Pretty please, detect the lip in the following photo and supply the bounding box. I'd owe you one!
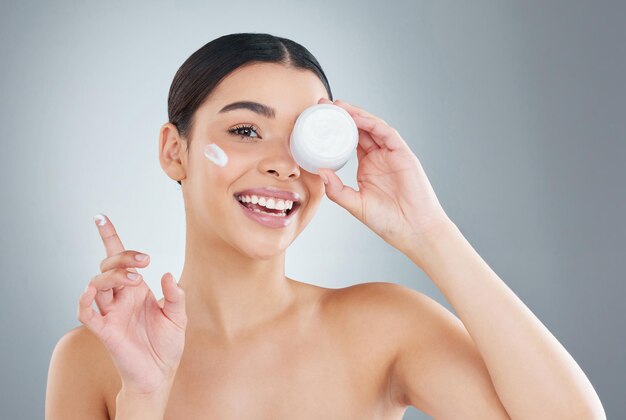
[233,186,302,203]
[234,196,301,228]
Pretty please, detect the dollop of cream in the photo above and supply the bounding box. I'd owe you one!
[204,143,228,167]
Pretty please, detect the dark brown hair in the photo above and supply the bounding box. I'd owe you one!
[167,33,334,186]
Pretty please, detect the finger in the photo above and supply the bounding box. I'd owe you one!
[100,250,150,273]
[90,268,144,292]
[160,273,187,331]
[318,98,380,153]
[356,143,366,162]
[352,114,405,151]
[93,214,138,300]
[356,127,379,154]
[93,262,146,316]
[333,99,396,150]
[317,168,362,220]
[94,214,128,260]
[77,285,105,336]
[333,99,388,125]
[94,288,115,316]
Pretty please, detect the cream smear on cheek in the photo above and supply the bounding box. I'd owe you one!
[203,143,228,167]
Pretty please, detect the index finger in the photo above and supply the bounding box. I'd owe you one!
[94,213,126,258]
[333,99,388,125]
[318,97,380,153]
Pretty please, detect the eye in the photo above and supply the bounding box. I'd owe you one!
[228,124,261,141]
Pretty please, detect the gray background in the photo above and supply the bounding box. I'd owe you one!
[1,0,624,418]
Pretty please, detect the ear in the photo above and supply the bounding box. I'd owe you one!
[159,123,187,183]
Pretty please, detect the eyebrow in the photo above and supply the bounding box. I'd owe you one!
[218,101,276,119]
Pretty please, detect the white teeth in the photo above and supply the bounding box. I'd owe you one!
[252,208,287,217]
[236,194,295,211]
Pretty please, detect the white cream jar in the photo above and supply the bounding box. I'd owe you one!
[290,103,358,175]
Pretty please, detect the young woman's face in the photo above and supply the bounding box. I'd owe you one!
[179,62,330,259]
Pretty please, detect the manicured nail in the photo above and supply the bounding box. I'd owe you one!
[127,272,140,280]
[319,170,329,185]
[135,253,148,261]
[94,214,106,226]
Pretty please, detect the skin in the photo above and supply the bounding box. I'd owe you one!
[47,61,604,419]
[163,62,331,342]
[89,62,408,418]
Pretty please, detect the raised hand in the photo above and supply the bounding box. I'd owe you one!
[77,214,187,395]
[316,98,453,253]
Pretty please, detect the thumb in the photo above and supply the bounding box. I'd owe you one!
[160,272,187,331]
[318,169,362,219]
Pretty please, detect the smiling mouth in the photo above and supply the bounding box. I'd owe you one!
[234,196,302,217]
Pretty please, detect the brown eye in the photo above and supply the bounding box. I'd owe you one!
[228,124,260,141]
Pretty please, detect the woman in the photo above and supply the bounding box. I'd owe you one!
[46,33,604,419]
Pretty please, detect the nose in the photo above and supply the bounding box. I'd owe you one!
[259,138,301,180]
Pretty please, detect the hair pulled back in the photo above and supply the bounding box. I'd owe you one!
[168,33,334,186]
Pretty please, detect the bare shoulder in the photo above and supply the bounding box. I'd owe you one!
[320,280,431,327]
[284,279,420,340]
[319,282,434,406]
[46,325,120,420]
[331,283,511,418]
[320,281,443,349]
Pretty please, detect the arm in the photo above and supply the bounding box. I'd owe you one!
[374,282,511,418]
[399,221,606,419]
[115,384,174,420]
[312,97,605,418]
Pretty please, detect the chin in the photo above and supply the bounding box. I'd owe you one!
[236,237,292,260]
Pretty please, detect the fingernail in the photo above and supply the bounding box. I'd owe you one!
[135,253,149,261]
[127,271,140,280]
[94,214,106,226]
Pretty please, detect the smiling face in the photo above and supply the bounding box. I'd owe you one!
[160,62,330,259]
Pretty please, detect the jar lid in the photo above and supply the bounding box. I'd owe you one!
[290,103,358,173]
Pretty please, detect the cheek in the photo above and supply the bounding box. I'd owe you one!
[192,143,252,197]
[299,178,325,213]
[204,143,228,167]
[200,137,255,169]
[308,175,326,197]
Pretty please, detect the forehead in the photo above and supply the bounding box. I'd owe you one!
[201,62,329,119]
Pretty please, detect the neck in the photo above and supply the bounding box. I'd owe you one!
[177,222,296,341]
